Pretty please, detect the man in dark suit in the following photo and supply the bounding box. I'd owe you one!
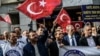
[23,24,49,56]
[63,25,80,46]
[48,30,64,56]
[79,25,99,46]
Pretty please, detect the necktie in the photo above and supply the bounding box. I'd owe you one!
[72,37,75,46]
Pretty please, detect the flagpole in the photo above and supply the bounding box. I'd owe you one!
[43,18,45,26]
[28,20,33,31]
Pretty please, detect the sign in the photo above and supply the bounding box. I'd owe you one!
[59,46,100,56]
[63,0,93,7]
[1,0,17,4]
[82,5,100,22]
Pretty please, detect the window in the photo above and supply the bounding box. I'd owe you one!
[9,13,19,25]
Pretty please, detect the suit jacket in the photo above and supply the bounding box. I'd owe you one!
[79,36,98,46]
[0,47,3,56]
[63,34,80,46]
[48,41,59,56]
[23,29,49,56]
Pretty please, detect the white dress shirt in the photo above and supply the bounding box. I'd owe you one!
[68,35,77,46]
[34,44,40,56]
[87,36,96,47]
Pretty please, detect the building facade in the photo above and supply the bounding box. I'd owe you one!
[0,0,100,33]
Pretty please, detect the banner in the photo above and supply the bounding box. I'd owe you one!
[59,46,100,56]
[82,5,100,22]
[63,0,93,7]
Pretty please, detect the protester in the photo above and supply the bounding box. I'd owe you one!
[2,31,24,56]
[63,25,80,46]
[22,30,29,43]
[3,31,9,42]
[79,25,99,46]
[23,24,49,56]
[0,34,5,45]
[48,30,64,56]
[14,27,27,45]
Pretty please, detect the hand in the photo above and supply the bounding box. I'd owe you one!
[37,28,44,35]
[39,24,45,28]
[47,38,53,44]
[59,43,64,48]
[96,46,100,49]
[53,20,57,26]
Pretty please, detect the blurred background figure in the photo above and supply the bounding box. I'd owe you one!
[22,30,29,43]
[92,26,97,37]
[22,30,29,38]
[97,25,100,34]
[3,31,9,41]
[0,34,5,45]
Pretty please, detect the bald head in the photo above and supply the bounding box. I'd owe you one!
[66,25,75,35]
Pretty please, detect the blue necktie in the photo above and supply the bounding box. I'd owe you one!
[72,37,75,46]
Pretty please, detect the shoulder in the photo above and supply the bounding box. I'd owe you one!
[23,42,32,49]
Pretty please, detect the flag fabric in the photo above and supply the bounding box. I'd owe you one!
[71,21,84,30]
[3,14,12,24]
[55,8,71,32]
[17,0,61,20]
[0,16,5,21]
[0,14,12,24]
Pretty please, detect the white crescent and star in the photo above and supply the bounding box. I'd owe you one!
[75,23,80,28]
[27,0,46,15]
[60,13,70,23]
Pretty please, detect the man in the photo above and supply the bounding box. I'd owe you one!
[79,25,99,46]
[14,27,27,45]
[23,25,48,56]
[48,30,64,56]
[3,31,9,41]
[63,25,80,46]
[2,31,24,56]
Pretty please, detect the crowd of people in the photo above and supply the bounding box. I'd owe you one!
[0,22,100,56]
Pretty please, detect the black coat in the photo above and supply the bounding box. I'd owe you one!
[79,36,99,46]
[23,29,49,56]
[0,47,3,56]
[62,34,80,46]
[48,41,59,56]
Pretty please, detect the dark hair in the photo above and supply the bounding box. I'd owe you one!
[11,31,16,33]
[14,27,21,31]
[0,34,3,36]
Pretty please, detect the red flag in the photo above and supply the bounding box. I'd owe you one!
[17,0,61,20]
[56,8,71,32]
[71,21,84,30]
[0,14,12,24]
[0,16,5,21]
[4,14,12,24]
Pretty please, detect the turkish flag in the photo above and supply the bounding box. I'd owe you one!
[4,14,12,24]
[71,21,84,30]
[56,8,71,32]
[0,16,5,21]
[0,14,12,24]
[17,0,61,20]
